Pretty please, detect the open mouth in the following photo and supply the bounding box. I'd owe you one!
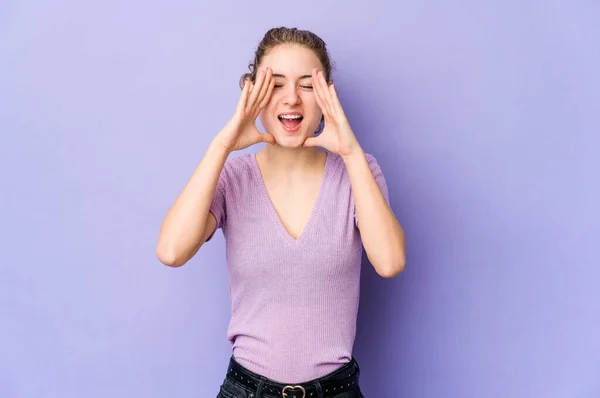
[278,113,304,132]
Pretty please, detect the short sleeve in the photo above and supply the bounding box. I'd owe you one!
[354,153,391,226]
[205,168,227,241]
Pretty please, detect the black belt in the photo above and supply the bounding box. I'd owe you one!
[226,356,361,398]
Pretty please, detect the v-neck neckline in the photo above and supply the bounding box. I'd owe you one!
[251,151,331,245]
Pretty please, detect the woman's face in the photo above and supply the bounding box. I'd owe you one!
[258,44,324,148]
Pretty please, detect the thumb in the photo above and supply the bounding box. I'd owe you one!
[303,136,321,147]
[258,132,276,145]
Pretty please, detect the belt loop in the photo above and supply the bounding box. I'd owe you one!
[254,376,266,398]
[313,381,324,398]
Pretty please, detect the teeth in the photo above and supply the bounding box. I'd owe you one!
[280,115,302,119]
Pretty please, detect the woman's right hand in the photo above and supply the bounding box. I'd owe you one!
[216,67,275,152]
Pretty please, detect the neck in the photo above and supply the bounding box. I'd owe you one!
[257,144,326,173]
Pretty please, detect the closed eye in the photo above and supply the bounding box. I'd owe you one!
[273,84,313,90]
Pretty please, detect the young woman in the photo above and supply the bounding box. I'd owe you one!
[157,27,406,398]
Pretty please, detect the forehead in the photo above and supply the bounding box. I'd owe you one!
[260,44,324,77]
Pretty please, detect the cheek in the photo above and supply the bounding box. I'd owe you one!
[259,102,277,124]
[301,93,321,118]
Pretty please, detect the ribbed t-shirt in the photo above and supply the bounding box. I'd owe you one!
[208,151,389,383]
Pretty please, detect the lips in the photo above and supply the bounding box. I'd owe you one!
[278,112,304,133]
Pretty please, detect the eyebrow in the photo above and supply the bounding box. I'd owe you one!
[272,73,312,80]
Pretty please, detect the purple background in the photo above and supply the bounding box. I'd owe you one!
[1,1,599,397]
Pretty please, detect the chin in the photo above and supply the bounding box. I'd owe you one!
[275,129,321,149]
[272,132,309,148]
[265,125,316,149]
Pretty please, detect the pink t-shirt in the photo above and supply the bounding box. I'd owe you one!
[208,151,389,383]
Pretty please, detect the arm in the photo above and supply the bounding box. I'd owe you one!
[303,68,405,277]
[156,139,229,267]
[156,68,276,267]
[343,150,406,277]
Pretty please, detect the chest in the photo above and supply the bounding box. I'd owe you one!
[221,157,361,280]
[264,179,321,240]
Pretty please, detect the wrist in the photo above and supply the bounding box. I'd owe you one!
[340,144,365,163]
[209,135,234,157]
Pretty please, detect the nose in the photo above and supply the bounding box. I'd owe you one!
[282,85,301,106]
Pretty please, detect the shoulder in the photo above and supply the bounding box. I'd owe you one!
[219,153,255,183]
[364,152,382,169]
[223,153,254,171]
[327,151,384,175]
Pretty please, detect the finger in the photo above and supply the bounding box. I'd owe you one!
[312,70,329,118]
[328,83,343,114]
[318,70,334,106]
[312,69,326,102]
[255,67,273,111]
[316,70,335,117]
[236,79,251,115]
[257,72,275,112]
[303,136,321,148]
[312,68,325,103]
[246,69,266,111]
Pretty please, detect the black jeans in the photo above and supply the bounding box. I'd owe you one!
[216,356,364,398]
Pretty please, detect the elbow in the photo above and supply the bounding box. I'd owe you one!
[373,252,406,278]
[156,243,187,268]
[376,262,405,278]
[368,225,406,278]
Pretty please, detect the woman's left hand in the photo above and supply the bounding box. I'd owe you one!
[303,69,361,157]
